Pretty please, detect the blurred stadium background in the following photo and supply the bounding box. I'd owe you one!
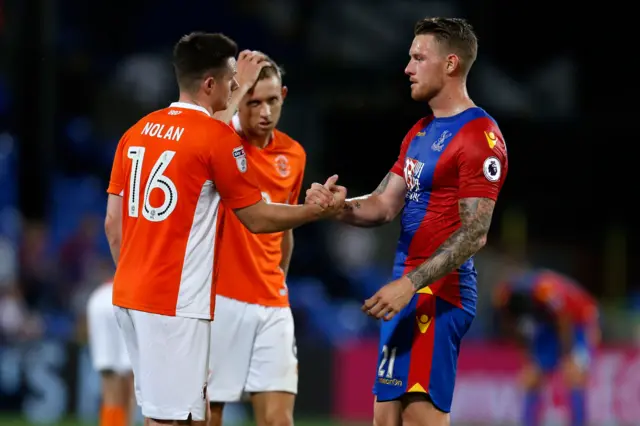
[0,0,637,425]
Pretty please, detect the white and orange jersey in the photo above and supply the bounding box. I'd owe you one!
[214,116,306,307]
[107,102,263,320]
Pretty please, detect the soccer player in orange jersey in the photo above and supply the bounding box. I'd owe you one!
[104,33,345,426]
[87,279,135,426]
[207,58,302,426]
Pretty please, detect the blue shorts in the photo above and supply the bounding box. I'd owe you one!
[532,323,593,372]
[372,292,474,413]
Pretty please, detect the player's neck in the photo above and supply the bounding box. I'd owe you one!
[176,95,215,117]
[245,133,273,149]
[429,83,475,118]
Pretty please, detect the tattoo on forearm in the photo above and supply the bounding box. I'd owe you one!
[373,173,392,194]
[343,200,362,211]
[342,174,391,212]
[406,197,495,291]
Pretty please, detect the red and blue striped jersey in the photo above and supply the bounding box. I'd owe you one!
[390,107,508,315]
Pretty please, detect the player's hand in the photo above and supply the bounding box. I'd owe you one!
[305,183,335,209]
[324,175,347,216]
[362,276,415,321]
[235,50,269,91]
[305,175,347,217]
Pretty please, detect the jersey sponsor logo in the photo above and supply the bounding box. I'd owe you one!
[274,154,291,178]
[431,130,452,152]
[404,158,424,201]
[233,146,248,173]
[484,130,498,149]
[482,156,501,182]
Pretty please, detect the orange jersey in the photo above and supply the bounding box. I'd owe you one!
[214,116,306,307]
[107,102,262,320]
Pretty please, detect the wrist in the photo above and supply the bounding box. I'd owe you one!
[404,275,419,294]
[236,82,254,95]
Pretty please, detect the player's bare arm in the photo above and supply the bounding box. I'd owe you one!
[213,50,269,124]
[406,197,494,291]
[363,197,495,320]
[104,194,123,265]
[234,176,346,234]
[305,172,406,227]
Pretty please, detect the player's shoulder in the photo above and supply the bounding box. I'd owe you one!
[453,108,507,155]
[457,108,504,139]
[274,129,306,161]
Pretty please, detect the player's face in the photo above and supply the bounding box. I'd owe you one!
[405,34,447,102]
[238,76,287,138]
[208,57,239,112]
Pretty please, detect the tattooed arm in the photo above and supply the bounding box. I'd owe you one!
[337,173,407,228]
[405,197,495,291]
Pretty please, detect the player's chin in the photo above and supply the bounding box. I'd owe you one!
[253,125,274,136]
[410,87,430,102]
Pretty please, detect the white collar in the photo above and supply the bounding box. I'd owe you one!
[231,113,244,135]
[169,102,211,117]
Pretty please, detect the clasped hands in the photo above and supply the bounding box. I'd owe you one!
[304,174,347,218]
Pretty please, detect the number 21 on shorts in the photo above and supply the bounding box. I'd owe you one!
[127,146,178,222]
[378,345,397,379]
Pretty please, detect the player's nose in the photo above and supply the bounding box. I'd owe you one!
[259,104,271,118]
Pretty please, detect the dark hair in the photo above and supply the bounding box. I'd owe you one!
[173,32,238,91]
[414,17,478,74]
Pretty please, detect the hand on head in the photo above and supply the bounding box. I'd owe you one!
[235,50,270,90]
[304,174,347,217]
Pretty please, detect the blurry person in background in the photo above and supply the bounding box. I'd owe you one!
[87,277,134,426]
[208,55,305,426]
[494,269,600,426]
[0,236,42,342]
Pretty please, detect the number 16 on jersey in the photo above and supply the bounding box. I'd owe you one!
[127,146,178,222]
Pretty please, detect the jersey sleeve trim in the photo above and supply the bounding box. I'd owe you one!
[222,191,263,210]
[458,188,499,201]
[106,185,124,196]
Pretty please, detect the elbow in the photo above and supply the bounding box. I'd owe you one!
[478,233,488,249]
[376,195,400,225]
[243,217,271,234]
[474,232,488,253]
[104,216,120,247]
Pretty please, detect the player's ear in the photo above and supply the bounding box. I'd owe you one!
[202,76,215,95]
[281,86,288,101]
[445,54,459,75]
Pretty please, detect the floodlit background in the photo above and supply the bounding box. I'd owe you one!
[0,0,637,425]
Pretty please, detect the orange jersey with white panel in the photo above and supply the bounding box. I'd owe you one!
[214,115,306,307]
[107,102,263,320]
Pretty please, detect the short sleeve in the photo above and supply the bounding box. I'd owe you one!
[209,132,263,210]
[390,118,429,177]
[457,120,508,200]
[107,134,127,196]
[289,152,306,205]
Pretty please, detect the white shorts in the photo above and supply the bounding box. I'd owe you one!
[87,284,131,374]
[208,295,298,402]
[114,307,210,421]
